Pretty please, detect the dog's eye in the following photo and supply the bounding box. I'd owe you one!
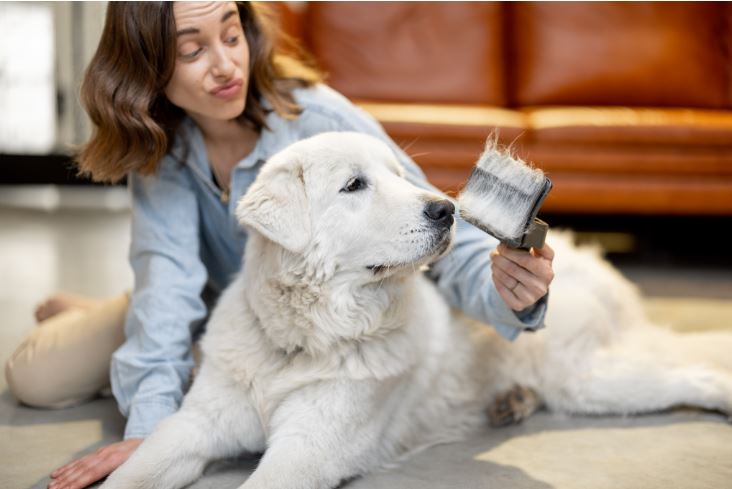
[340,177,367,193]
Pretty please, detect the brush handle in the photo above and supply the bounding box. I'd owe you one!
[515,218,549,251]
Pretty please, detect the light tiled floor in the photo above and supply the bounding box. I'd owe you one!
[1,186,731,489]
[0,188,133,387]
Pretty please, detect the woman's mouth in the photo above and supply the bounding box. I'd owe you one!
[210,79,243,99]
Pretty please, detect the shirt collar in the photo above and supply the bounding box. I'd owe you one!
[171,115,273,173]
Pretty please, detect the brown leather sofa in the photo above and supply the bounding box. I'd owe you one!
[278,1,732,215]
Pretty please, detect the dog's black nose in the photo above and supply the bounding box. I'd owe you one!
[424,199,455,228]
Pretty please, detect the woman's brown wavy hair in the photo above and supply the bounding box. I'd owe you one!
[77,1,322,183]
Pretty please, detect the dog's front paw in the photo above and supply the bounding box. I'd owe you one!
[487,385,542,428]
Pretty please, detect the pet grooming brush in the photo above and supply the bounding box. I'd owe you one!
[457,140,552,250]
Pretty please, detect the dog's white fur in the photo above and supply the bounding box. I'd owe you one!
[102,132,732,489]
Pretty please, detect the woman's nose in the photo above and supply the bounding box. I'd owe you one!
[210,44,236,79]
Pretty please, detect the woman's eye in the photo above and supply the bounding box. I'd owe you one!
[341,177,366,193]
[225,35,239,45]
[180,47,203,60]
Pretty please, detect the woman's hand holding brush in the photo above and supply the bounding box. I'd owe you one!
[456,137,556,312]
[490,242,555,311]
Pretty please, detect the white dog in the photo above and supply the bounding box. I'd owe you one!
[102,132,732,489]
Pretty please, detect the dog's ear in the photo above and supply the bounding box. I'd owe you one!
[236,159,310,253]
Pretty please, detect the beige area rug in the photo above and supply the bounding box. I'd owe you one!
[1,297,731,489]
[644,297,732,333]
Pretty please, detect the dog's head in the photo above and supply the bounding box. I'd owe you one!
[236,132,455,281]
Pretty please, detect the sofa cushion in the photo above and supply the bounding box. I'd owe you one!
[527,107,732,147]
[357,102,732,213]
[306,2,507,105]
[538,173,732,214]
[510,2,731,108]
[357,102,527,139]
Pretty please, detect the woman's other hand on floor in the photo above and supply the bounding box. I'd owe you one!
[48,438,143,489]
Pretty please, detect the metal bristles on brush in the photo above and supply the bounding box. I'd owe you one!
[457,139,552,250]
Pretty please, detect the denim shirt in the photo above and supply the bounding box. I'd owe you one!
[111,84,548,440]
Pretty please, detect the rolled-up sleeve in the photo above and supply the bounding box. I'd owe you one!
[302,87,547,340]
[111,160,209,439]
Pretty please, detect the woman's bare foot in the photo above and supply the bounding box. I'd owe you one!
[35,292,103,323]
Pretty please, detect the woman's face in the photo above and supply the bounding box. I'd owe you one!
[165,2,250,122]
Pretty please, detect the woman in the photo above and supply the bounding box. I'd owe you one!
[5,3,554,488]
